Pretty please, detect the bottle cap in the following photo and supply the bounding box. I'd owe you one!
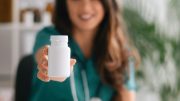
[50,35,68,42]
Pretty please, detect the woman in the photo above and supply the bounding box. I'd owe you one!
[31,0,140,101]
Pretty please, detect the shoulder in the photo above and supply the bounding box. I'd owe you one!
[37,26,60,36]
[33,26,61,54]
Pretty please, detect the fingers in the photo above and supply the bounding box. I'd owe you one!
[70,59,76,72]
[38,45,49,69]
[37,71,50,82]
[39,45,49,63]
[38,55,48,69]
[37,45,50,82]
[50,77,67,82]
[70,59,76,66]
[42,45,49,56]
[37,58,49,82]
[35,45,49,63]
[37,63,48,74]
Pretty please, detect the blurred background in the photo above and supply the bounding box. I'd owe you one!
[0,0,179,101]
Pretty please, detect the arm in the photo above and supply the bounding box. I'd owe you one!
[120,54,137,101]
[120,86,136,101]
[33,27,76,82]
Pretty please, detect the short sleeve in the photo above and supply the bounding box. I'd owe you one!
[124,58,137,91]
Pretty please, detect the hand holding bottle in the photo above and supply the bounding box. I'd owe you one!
[36,45,76,82]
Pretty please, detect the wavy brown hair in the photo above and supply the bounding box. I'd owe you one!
[52,0,140,100]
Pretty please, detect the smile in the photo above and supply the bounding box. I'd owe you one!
[79,14,95,21]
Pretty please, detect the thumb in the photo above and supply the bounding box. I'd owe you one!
[70,59,76,72]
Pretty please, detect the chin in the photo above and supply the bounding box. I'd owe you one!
[78,24,98,31]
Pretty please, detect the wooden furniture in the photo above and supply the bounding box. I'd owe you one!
[0,0,12,23]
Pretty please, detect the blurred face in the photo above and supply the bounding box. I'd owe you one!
[66,0,105,32]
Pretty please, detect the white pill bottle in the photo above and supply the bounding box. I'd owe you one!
[48,35,71,78]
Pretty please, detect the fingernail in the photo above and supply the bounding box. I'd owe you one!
[42,60,46,65]
[45,78,50,82]
[41,69,47,75]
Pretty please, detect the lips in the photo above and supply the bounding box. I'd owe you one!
[78,14,95,21]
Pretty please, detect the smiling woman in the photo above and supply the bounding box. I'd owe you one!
[31,0,140,101]
[66,0,105,32]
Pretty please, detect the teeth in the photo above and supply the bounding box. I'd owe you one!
[80,14,92,20]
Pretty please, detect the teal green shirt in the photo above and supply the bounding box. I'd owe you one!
[30,26,136,101]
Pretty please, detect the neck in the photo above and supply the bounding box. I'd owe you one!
[72,28,97,58]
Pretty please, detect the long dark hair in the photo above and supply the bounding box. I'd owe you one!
[52,0,140,100]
